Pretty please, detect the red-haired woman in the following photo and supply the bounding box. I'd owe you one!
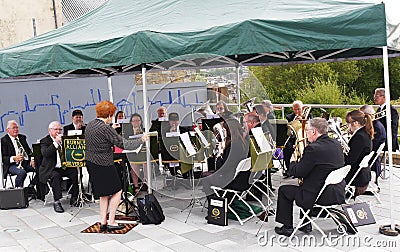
[85,101,148,232]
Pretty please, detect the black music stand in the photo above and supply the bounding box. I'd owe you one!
[61,135,92,222]
[180,130,210,223]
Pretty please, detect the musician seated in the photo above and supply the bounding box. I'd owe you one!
[344,110,373,197]
[161,112,188,178]
[215,101,234,120]
[1,120,37,188]
[39,121,79,213]
[149,106,168,137]
[63,109,86,135]
[283,100,312,178]
[202,118,250,198]
[275,118,346,237]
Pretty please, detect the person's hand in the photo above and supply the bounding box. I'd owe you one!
[55,133,62,144]
[112,123,121,129]
[14,154,24,162]
[30,159,35,169]
[141,133,150,142]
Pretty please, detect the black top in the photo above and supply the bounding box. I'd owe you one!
[1,134,32,177]
[289,134,345,209]
[345,127,372,187]
[376,105,399,151]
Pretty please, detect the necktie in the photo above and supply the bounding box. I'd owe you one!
[15,138,28,159]
[57,145,66,170]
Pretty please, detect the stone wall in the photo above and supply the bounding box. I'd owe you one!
[0,0,62,49]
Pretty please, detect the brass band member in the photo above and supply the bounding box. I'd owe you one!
[374,88,399,151]
[85,101,148,232]
[360,105,386,185]
[275,118,345,236]
[63,109,86,135]
[283,100,311,177]
[129,113,146,195]
[344,110,373,197]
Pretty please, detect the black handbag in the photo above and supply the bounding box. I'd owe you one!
[137,194,165,225]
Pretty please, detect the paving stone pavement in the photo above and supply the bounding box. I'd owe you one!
[1,164,400,251]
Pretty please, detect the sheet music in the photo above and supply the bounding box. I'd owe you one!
[67,130,82,136]
[251,127,271,153]
[179,132,197,156]
[122,144,143,154]
[166,131,180,137]
[207,114,220,119]
[194,126,210,147]
[117,118,130,124]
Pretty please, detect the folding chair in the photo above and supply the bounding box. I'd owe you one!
[289,165,352,242]
[362,143,385,204]
[44,176,73,205]
[345,151,375,203]
[211,157,255,225]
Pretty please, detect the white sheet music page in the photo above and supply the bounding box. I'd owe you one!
[194,126,210,147]
[122,143,143,154]
[251,127,271,153]
[179,132,197,156]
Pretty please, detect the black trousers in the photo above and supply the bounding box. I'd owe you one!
[275,185,313,227]
[49,168,78,201]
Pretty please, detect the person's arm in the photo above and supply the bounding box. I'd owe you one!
[104,124,146,150]
[288,144,316,178]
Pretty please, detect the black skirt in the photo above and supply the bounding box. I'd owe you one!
[86,160,122,197]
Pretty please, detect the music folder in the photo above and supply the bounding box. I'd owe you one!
[207,196,228,226]
[342,202,376,227]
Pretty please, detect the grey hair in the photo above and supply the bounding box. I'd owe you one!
[48,121,61,129]
[293,100,303,107]
[359,104,375,115]
[308,117,328,135]
[262,100,273,109]
[375,88,385,96]
[7,120,18,129]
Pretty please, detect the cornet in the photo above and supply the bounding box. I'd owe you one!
[17,147,25,168]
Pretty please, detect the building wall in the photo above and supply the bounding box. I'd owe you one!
[0,0,62,49]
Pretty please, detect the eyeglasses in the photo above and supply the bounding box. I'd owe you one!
[216,107,224,111]
[51,128,62,131]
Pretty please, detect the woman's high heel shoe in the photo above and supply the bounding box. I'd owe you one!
[107,224,124,232]
[99,223,107,232]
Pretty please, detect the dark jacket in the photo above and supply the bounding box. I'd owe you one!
[345,127,372,187]
[377,105,399,151]
[289,134,345,209]
[38,135,59,184]
[1,134,32,177]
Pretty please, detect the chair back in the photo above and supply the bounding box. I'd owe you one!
[369,142,385,167]
[234,157,251,177]
[315,165,351,202]
[346,151,374,187]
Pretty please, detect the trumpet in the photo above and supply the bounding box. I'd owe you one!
[374,109,387,121]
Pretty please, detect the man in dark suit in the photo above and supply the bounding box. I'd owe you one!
[275,118,345,236]
[63,109,86,136]
[39,121,78,213]
[374,88,399,151]
[1,120,36,188]
[149,106,168,137]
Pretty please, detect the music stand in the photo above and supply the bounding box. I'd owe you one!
[180,131,211,223]
[61,135,91,222]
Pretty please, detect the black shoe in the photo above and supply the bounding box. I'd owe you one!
[53,202,64,213]
[299,223,312,233]
[70,197,79,207]
[107,224,124,232]
[99,224,107,232]
[274,225,294,237]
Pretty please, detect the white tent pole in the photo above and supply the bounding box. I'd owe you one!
[107,76,114,103]
[0,143,4,189]
[236,64,241,111]
[382,46,394,230]
[142,66,152,194]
